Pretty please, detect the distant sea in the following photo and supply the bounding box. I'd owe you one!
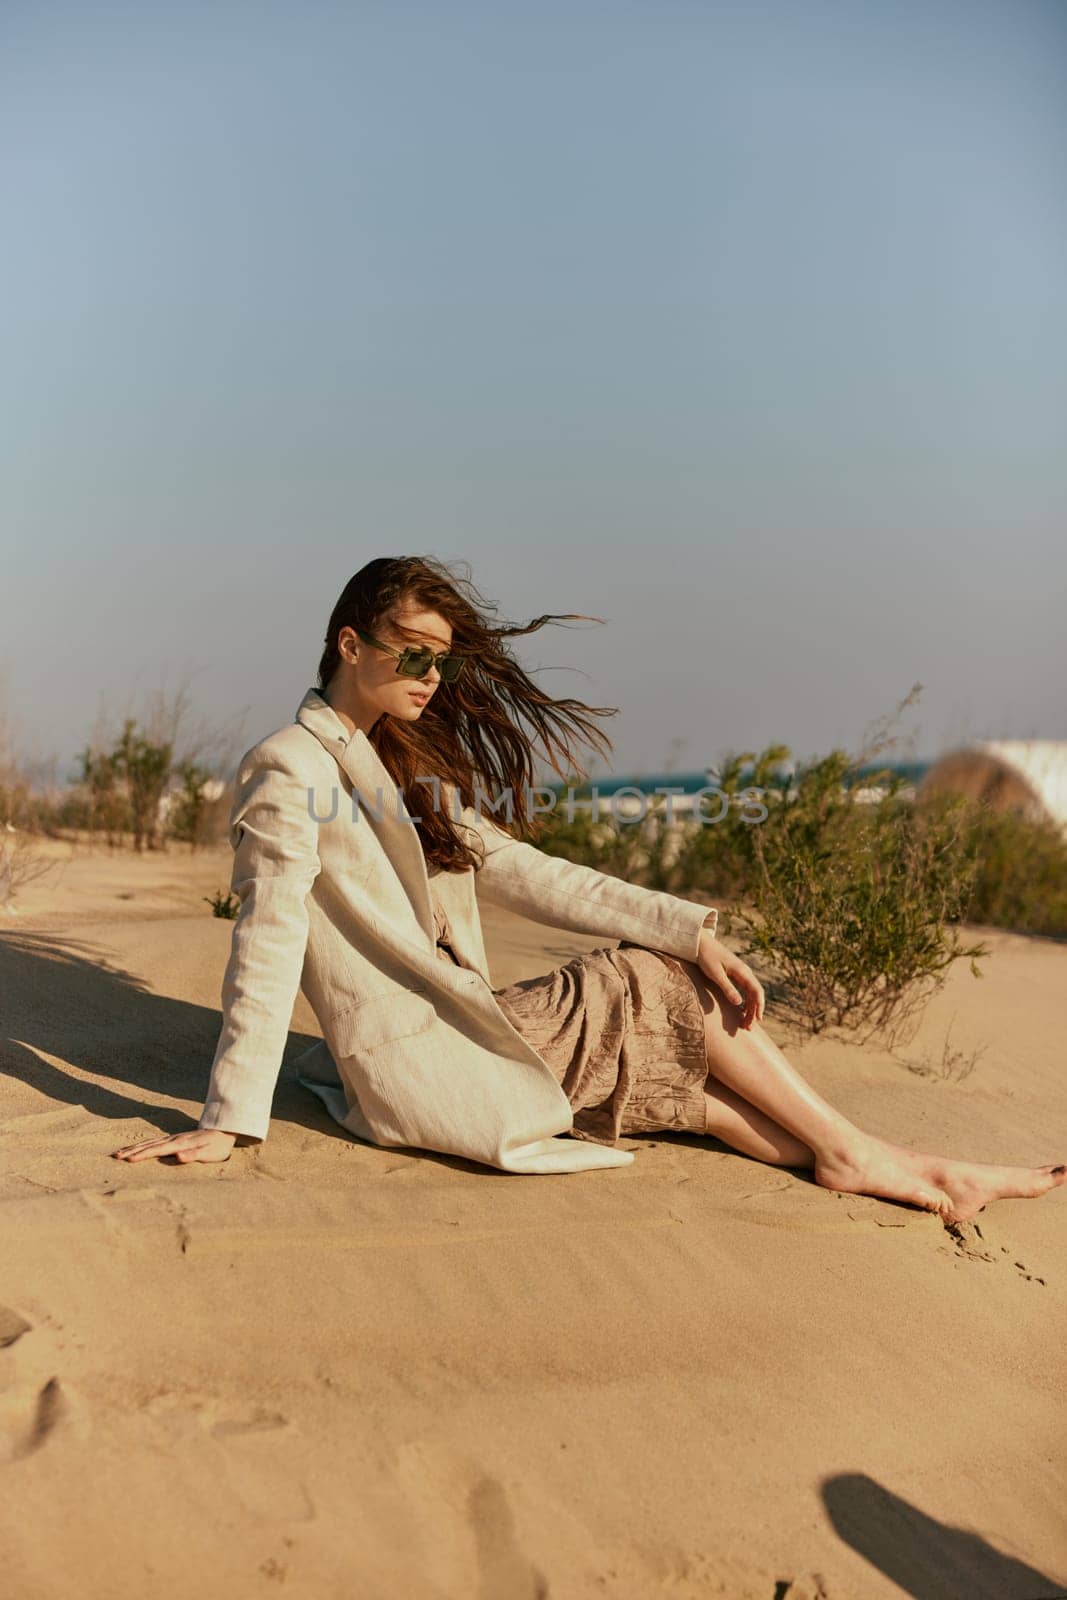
[541,760,932,798]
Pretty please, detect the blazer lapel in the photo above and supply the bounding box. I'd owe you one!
[294,685,435,946]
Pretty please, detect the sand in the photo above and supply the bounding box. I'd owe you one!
[0,838,1064,1599]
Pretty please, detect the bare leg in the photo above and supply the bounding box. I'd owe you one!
[684,962,1067,1224]
[703,1079,814,1168]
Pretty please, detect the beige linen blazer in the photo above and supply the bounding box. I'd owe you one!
[197,686,718,1175]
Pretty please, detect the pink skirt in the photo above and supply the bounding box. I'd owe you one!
[488,940,711,1148]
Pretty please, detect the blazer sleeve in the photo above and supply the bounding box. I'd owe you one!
[457,800,718,962]
[197,744,322,1143]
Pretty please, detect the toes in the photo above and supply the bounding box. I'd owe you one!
[913,1185,951,1216]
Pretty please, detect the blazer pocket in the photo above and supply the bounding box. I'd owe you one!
[328,989,437,1058]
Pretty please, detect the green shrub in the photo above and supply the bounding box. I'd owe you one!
[530,693,1027,1044]
[735,779,988,1045]
[168,759,213,848]
[112,719,172,851]
[204,889,239,919]
[953,803,1067,938]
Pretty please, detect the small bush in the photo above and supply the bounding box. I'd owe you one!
[168,760,213,849]
[529,688,1037,1045]
[204,889,239,919]
[954,804,1067,938]
[735,779,988,1046]
[0,823,58,914]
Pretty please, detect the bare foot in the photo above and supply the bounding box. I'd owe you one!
[816,1137,1067,1224]
[894,1146,1067,1224]
[814,1137,955,1218]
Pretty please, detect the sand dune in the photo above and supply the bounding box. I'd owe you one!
[1,843,1064,1598]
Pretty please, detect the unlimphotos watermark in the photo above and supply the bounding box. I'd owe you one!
[305,780,769,827]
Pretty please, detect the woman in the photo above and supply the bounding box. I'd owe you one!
[115,557,1065,1222]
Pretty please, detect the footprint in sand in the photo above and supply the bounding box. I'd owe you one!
[0,1375,72,1461]
[0,1308,71,1462]
[210,1410,290,1438]
[776,1574,831,1600]
[714,1183,939,1236]
[0,1305,33,1348]
[943,1220,999,1264]
[942,1221,1047,1283]
[84,1188,194,1256]
[137,1391,310,1520]
[388,1438,549,1598]
[140,1389,291,1437]
[468,1472,550,1600]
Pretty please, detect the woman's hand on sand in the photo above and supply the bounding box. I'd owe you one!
[697,935,765,1029]
[112,1128,238,1163]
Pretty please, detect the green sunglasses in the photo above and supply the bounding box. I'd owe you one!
[355,628,469,683]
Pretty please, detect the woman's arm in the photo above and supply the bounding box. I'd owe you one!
[458,799,766,1026]
[457,799,718,960]
[196,745,323,1142]
[114,742,322,1162]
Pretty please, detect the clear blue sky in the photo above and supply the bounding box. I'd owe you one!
[2,0,1065,784]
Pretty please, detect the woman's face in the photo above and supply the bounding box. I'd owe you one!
[338,601,454,726]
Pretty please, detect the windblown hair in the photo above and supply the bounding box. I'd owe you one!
[315,556,618,872]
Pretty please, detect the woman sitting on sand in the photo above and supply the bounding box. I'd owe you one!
[114,556,1065,1224]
